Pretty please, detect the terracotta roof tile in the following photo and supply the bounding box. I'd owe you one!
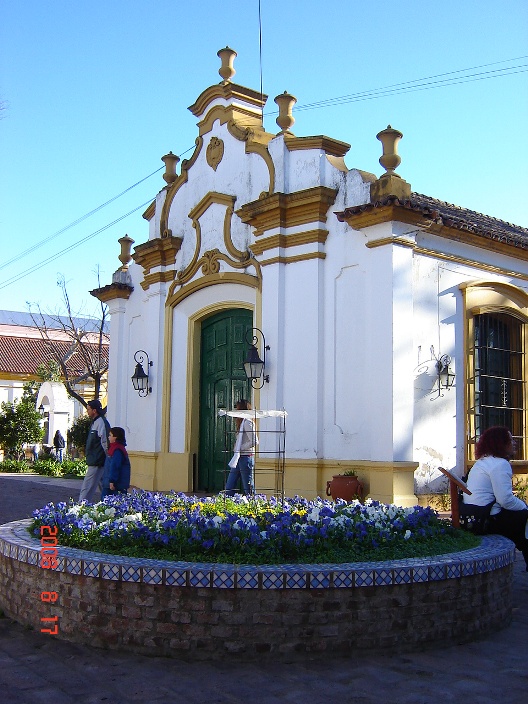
[0,336,108,377]
[336,193,528,248]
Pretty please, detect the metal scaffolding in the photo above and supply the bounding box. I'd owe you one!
[218,409,287,502]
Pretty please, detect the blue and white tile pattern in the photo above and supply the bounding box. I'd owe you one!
[0,519,517,591]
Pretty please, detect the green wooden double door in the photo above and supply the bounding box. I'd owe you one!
[199,309,252,492]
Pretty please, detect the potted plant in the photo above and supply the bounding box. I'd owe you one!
[326,469,364,502]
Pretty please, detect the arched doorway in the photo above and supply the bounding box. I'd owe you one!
[198,309,252,492]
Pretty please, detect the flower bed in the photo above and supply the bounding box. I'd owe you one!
[0,518,516,660]
[30,492,479,565]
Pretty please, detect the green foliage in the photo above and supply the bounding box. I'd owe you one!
[0,455,86,477]
[60,457,87,477]
[22,381,39,406]
[0,458,33,473]
[33,458,64,477]
[67,414,91,452]
[0,400,43,455]
[513,476,528,503]
[428,492,451,512]
[36,360,61,382]
[341,469,358,477]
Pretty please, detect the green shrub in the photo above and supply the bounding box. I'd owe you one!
[0,458,32,473]
[0,400,43,456]
[60,458,87,477]
[67,415,91,455]
[513,476,528,503]
[33,458,63,477]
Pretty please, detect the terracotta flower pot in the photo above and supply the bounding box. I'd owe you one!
[326,474,364,502]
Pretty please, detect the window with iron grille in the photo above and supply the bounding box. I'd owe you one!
[473,313,524,456]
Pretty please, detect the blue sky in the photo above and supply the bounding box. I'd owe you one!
[1,0,527,315]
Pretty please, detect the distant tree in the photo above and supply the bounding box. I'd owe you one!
[29,274,109,408]
[36,360,62,382]
[22,381,39,406]
[67,414,91,455]
[0,400,43,457]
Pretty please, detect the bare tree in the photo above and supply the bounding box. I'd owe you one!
[28,275,109,408]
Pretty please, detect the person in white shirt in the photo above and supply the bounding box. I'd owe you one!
[225,399,258,496]
[464,426,528,569]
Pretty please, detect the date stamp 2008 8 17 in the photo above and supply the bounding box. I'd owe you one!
[39,525,59,635]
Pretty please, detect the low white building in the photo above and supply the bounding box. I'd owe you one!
[93,48,528,504]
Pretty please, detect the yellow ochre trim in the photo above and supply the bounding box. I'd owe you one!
[343,205,528,266]
[237,187,338,238]
[142,201,155,222]
[188,82,267,118]
[133,235,183,275]
[283,134,350,157]
[166,272,260,309]
[250,229,328,256]
[159,137,204,239]
[259,252,326,266]
[367,238,528,282]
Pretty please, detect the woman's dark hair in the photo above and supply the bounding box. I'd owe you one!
[475,426,512,460]
[110,427,127,445]
[235,399,251,411]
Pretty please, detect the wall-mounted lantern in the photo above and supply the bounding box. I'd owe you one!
[244,328,270,389]
[435,354,455,390]
[131,350,153,397]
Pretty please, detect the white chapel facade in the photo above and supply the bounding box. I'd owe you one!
[92,48,528,504]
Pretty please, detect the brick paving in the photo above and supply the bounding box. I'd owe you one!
[0,473,527,704]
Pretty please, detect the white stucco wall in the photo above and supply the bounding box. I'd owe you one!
[102,75,528,496]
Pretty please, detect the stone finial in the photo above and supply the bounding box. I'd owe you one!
[161,152,179,184]
[377,125,403,176]
[370,125,411,202]
[118,235,135,270]
[218,46,237,83]
[274,92,297,135]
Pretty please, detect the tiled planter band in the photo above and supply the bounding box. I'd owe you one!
[0,519,516,660]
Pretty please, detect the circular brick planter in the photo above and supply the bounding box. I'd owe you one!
[0,519,516,660]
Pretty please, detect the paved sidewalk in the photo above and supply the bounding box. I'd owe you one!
[0,474,527,704]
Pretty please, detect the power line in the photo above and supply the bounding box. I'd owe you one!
[295,64,528,112]
[0,166,164,272]
[263,55,528,116]
[2,56,525,291]
[0,200,152,291]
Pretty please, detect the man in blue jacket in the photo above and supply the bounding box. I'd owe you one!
[79,399,110,503]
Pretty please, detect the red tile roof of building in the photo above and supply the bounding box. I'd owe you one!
[0,335,108,377]
[336,193,528,249]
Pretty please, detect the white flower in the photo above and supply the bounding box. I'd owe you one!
[404,530,411,540]
[122,512,142,523]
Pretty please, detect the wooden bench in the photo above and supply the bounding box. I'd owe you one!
[437,466,471,528]
[437,466,494,533]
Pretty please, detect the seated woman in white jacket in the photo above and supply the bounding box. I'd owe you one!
[464,425,528,569]
[225,399,258,496]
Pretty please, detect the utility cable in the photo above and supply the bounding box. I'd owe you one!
[2,56,525,289]
[0,200,152,291]
[0,166,164,272]
[262,55,528,116]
